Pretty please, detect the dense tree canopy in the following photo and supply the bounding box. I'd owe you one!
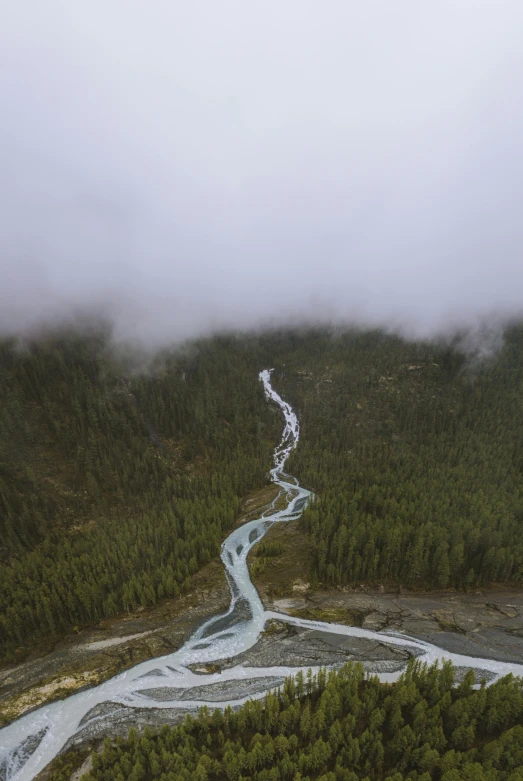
[2,323,523,660]
[273,327,523,590]
[76,661,523,781]
[0,329,281,660]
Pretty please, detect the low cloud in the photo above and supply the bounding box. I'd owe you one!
[2,2,523,345]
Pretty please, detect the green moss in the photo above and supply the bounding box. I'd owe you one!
[288,607,369,626]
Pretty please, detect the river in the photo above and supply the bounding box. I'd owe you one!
[2,369,523,781]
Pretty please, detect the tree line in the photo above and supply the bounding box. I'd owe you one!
[272,326,523,589]
[75,660,523,781]
[0,328,281,660]
[2,323,523,659]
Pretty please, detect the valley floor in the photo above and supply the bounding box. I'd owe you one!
[26,575,523,780]
[0,485,279,729]
[3,513,522,735]
[252,517,523,665]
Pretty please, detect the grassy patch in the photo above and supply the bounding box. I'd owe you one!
[287,607,370,627]
[235,484,280,526]
[35,746,91,781]
[261,619,291,637]
[0,672,99,728]
[248,518,313,599]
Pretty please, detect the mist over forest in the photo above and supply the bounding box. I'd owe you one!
[2,2,523,346]
[3,5,523,781]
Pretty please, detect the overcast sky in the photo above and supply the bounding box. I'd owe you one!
[1,1,523,344]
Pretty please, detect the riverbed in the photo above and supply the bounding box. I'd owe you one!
[2,370,523,781]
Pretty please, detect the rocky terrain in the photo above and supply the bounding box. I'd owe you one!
[3,554,523,734]
[0,487,284,729]
[2,495,523,781]
[269,588,523,664]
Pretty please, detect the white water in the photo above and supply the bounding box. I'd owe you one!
[2,369,523,780]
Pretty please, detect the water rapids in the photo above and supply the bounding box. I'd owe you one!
[2,369,523,780]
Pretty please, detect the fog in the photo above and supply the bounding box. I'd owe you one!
[2,2,523,345]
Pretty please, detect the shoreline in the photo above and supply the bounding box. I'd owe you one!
[3,561,522,730]
[0,484,280,729]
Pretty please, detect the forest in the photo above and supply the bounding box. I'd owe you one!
[69,660,523,781]
[0,328,281,661]
[276,326,523,590]
[1,322,523,660]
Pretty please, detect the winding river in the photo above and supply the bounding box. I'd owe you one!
[2,369,523,781]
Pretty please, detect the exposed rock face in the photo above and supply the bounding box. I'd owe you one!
[269,589,523,664]
[292,580,310,593]
[138,676,285,703]
[221,621,416,672]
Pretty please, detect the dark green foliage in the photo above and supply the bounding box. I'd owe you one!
[251,541,285,577]
[82,661,523,781]
[255,542,285,559]
[3,323,523,658]
[43,748,90,781]
[273,326,523,589]
[0,329,281,659]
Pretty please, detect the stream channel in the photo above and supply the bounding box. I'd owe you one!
[2,369,523,781]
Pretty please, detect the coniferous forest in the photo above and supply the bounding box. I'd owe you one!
[278,326,523,591]
[2,323,523,662]
[0,329,281,661]
[73,661,523,781]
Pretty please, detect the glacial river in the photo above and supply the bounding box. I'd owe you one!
[2,369,523,781]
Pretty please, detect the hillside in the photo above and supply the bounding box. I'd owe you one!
[2,324,523,664]
[58,661,523,781]
[273,327,523,590]
[0,329,281,662]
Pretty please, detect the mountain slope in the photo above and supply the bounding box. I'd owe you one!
[273,327,523,589]
[0,330,280,661]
